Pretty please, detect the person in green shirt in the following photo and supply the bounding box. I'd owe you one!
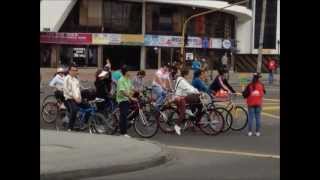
[116,65,137,138]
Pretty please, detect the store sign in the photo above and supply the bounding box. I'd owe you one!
[40,32,92,45]
[186,37,202,48]
[202,37,209,48]
[210,38,222,49]
[73,48,86,58]
[121,34,144,46]
[92,33,121,45]
[186,52,194,61]
[222,39,232,49]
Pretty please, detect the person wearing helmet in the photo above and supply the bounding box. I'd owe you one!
[49,67,66,109]
[209,68,236,96]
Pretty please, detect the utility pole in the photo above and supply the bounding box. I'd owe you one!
[257,0,267,73]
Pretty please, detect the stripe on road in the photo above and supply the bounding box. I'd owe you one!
[167,145,280,159]
[261,112,280,119]
[262,106,280,110]
[264,98,280,102]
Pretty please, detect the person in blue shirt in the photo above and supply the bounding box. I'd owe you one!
[192,69,211,94]
[191,56,201,71]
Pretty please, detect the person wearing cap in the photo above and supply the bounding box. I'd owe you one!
[242,73,266,137]
[49,67,66,109]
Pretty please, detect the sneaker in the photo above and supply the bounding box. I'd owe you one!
[185,109,195,117]
[67,129,72,132]
[255,132,261,136]
[123,134,131,138]
[174,125,181,136]
[248,132,253,136]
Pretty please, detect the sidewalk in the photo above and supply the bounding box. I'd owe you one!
[40,130,170,180]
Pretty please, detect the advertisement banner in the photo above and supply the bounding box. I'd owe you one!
[186,37,202,48]
[121,34,144,46]
[40,32,92,45]
[92,33,121,45]
[210,38,223,49]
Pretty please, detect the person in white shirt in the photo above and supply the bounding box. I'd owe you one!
[173,67,201,135]
[63,64,82,131]
[152,64,172,110]
[49,67,66,108]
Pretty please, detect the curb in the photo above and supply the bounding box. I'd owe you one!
[40,139,172,180]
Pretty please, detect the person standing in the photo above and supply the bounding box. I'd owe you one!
[63,64,82,131]
[221,52,229,80]
[116,65,136,138]
[94,69,111,112]
[267,58,277,84]
[242,73,266,136]
[191,56,201,72]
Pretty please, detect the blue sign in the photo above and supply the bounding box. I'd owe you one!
[202,37,209,48]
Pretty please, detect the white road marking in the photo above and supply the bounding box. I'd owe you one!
[262,106,280,110]
[261,112,280,119]
[264,98,280,102]
[167,145,280,159]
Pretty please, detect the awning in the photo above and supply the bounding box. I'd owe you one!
[40,0,77,32]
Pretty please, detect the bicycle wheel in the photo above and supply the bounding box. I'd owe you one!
[198,110,224,136]
[88,113,111,134]
[157,107,177,133]
[215,107,233,133]
[55,110,69,131]
[134,109,159,138]
[230,106,248,131]
[42,94,57,106]
[41,102,59,124]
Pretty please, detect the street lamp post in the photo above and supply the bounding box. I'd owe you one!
[180,0,249,65]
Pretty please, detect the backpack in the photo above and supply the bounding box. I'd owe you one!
[242,85,251,99]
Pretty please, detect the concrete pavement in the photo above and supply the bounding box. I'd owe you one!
[40,130,170,180]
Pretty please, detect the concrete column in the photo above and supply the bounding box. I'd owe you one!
[157,48,161,68]
[140,1,146,70]
[140,47,146,70]
[97,46,103,68]
[50,45,59,68]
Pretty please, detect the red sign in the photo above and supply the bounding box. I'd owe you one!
[40,32,92,45]
[195,16,205,35]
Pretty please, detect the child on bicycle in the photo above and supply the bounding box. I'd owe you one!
[242,73,266,136]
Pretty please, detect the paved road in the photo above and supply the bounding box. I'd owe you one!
[40,78,280,180]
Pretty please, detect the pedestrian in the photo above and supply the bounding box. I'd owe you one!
[191,56,201,72]
[242,72,266,136]
[221,52,229,80]
[267,58,277,84]
[116,65,136,138]
[63,64,82,131]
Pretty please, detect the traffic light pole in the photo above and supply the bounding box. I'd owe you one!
[180,0,249,65]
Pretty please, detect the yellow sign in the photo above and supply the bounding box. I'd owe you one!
[92,34,109,44]
[121,34,144,45]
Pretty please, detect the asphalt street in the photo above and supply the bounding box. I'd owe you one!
[40,79,280,180]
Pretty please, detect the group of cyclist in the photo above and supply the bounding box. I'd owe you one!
[48,57,265,137]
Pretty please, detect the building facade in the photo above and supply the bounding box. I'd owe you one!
[40,0,280,72]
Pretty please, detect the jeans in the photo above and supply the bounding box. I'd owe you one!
[65,99,79,130]
[248,106,262,132]
[152,85,167,110]
[119,101,130,135]
[268,71,274,84]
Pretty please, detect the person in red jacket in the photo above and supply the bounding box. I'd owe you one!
[243,73,266,136]
[267,58,277,84]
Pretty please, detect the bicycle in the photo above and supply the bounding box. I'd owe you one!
[107,97,159,138]
[55,98,109,134]
[210,93,248,131]
[41,91,67,124]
